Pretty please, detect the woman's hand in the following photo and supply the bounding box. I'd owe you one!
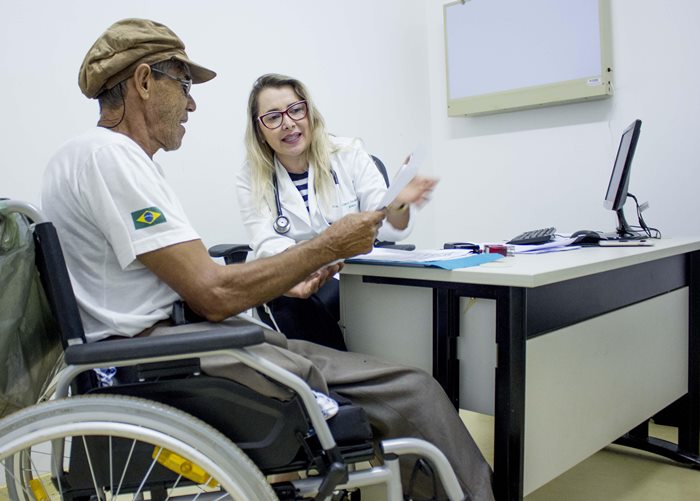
[384,174,438,230]
[283,262,344,298]
[391,175,438,209]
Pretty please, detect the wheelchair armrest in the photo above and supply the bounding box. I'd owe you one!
[64,324,264,366]
[208,243,252,265]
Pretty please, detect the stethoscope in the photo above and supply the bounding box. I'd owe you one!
[273,168,340,234]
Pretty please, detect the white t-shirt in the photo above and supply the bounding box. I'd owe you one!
[41,127,200,342]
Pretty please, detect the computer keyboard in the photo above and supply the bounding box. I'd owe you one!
[507,227,557,245]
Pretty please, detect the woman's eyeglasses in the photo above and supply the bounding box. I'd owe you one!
[258,101,308,130]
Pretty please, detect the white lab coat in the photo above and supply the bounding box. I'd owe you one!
[236,136,413,259]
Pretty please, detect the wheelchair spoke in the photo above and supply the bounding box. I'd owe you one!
[82,435,106,500]
[132,446,162,500]
[164,473,183,501]
[109,436,113,496]
[113,439,137,500]
[50,444,66,501]
[30,453,59,501]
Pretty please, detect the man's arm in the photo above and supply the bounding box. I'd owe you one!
[138,211,384,322]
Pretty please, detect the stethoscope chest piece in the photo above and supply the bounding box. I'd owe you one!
[271,167,340,234]
[273,214,291,234]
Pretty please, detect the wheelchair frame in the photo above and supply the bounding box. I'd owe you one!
[0,199,466,501]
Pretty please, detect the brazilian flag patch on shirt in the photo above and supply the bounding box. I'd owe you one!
[131,207,167,229]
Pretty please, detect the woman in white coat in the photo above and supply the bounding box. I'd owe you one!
[237,73,436,349]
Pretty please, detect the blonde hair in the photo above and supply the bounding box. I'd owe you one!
[244,73,337,209]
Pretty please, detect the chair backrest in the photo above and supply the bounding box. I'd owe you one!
[32,221,87,347]
[371,155,390,188]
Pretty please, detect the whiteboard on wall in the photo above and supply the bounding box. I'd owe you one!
[444,0,613,116]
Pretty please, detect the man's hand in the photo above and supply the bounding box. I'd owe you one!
[322,211,385,259]
[284,262,344,298]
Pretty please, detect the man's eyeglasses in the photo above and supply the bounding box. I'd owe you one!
[151,68,192,97]
[258,101,308,130]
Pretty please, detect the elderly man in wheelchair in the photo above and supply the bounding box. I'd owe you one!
[0,18,494,501]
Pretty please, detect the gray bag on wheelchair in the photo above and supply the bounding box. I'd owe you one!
[0,209,62,417]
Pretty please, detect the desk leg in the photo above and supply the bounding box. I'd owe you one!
[433,287,460,408]
[493,287,526,501]
[680,250,700,454]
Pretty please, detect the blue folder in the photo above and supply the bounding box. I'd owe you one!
[346,252,503,270]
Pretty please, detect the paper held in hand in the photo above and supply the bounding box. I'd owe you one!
[375,146,424,210]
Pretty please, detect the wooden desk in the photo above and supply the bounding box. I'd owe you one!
[340,238,700,500]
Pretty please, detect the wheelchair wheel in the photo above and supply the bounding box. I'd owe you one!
[0,394,277,500]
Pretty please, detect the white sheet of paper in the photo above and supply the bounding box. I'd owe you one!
[375,146,424,210]
[351,247,475,263]
[511,237,579,254]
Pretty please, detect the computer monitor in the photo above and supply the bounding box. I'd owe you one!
[604,119,643,238]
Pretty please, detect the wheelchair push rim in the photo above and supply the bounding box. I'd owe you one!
[0,394,277,501]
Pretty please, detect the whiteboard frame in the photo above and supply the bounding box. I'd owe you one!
[443,0,613,117]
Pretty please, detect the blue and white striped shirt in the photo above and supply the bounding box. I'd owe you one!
[287,171,310,212]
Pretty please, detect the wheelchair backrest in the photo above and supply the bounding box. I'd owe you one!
[32,221,87,347]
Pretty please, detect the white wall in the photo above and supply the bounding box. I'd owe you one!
[2,0,699,487]
[3,1,699,249]
[425,0,700,243]
[1,0,435,249]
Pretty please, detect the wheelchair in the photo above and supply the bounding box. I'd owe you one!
[0,199,466,501]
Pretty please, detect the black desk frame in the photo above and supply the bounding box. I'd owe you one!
[361,251,700,501]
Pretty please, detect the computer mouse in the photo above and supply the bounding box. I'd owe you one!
[570,230,604,245]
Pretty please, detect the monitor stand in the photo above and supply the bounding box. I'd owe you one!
[602,232,646,241]
[606,208,645,240]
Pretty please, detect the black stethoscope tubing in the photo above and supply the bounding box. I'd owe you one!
[272,174,291,234]
[273,169,339,235]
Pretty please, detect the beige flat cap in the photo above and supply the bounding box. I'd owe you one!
[79,18,216,98]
